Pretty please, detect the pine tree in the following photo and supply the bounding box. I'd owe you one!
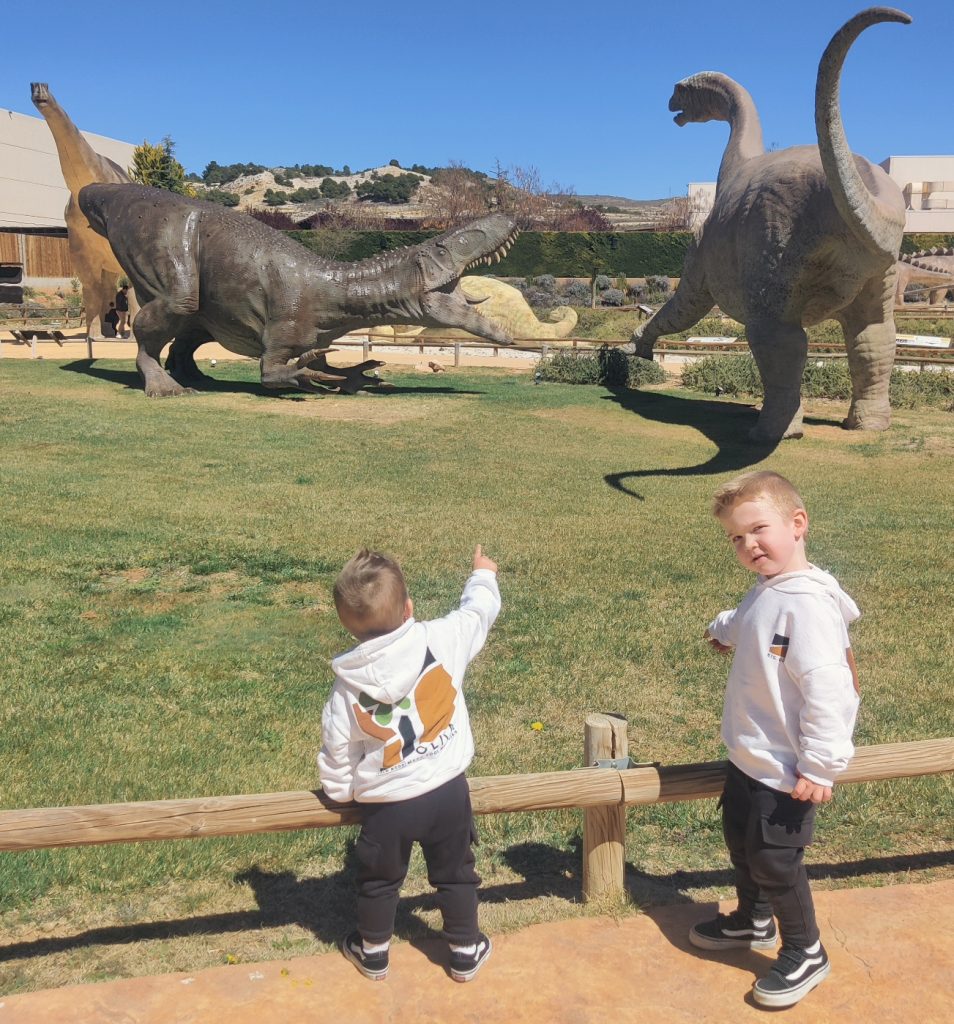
[130,136,195,196]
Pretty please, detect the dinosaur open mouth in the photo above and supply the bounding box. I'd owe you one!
[464,227,520,272]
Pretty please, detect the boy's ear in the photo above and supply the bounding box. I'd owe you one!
[793,508,808,539]
[403,597,414,622]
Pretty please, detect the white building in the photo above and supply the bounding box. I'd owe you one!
[686,156,954,234]
[879,156,954,232]
[0,104,135,231]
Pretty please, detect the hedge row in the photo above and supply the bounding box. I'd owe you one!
[537,346,667,388]
[681,354,954,409]
[287,230,694,277]
[286,229,952,278]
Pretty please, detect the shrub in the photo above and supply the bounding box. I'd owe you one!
[202,189,240,207]
[264,189,289,206]
[594,274,612,291]
[889,367,954,409]
[537,345,666,387]
[646,275,671,294]
[600,288,625,307]
[561,281,591,305]
[680,354,954,410]
[522,287,558,310]
[533,274,557,292]
[680,354,762,396]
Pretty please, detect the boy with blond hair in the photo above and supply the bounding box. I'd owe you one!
[691,471,860,1008]
[320,546,500,983]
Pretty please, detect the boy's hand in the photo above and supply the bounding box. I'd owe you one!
[473,545,497,573]
[704,630,732,654]
[792,774,832,803]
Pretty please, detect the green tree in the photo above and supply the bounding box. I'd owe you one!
[131,137,195,195]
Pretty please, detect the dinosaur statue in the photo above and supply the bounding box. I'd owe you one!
[77,183,518,396]
[895,250,954,305]
[30,83,135,341]
[629,8,910,442]
[368,276,578,343]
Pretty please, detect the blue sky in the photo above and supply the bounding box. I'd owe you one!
[3,0,949,199]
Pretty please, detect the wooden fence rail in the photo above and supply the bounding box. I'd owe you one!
[1,731,950,902]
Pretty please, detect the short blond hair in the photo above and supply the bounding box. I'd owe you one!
[712,470,806,520]
[333,549,409,638]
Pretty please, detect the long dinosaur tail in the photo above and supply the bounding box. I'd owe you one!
[814,8,910,256]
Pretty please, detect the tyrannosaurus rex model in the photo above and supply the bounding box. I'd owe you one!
[629,8,910,442]
[77,183,518,396]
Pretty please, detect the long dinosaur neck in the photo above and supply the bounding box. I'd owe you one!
[33,94,111,194]
[716,80,764,186]
[814,8,910,257]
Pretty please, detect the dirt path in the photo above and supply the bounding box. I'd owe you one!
[3,879,951,1023]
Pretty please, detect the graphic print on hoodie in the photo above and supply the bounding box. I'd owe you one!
[352,649,457,770]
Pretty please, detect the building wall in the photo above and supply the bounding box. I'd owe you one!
[0,105,136,231]
[688,156,954,234]
[880,156,954,232]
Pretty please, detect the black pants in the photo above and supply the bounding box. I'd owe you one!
[721,761,819,949]
[355,774,480,946]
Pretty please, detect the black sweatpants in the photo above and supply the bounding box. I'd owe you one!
[721,760,820,949]
[355,773,480,946]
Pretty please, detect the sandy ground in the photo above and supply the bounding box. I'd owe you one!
[0,330,544,372]
[3,879,952,1023]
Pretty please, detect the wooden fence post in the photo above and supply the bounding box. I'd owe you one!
[583,713,628,902]
[454,343,461,367]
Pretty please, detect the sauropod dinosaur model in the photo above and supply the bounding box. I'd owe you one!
[895,250,954,306]
[629,8,910,442]
[30,83,135,341]
[369,276,578,342]
[78,183,518,396]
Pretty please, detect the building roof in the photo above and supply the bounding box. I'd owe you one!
[0,106,136,230]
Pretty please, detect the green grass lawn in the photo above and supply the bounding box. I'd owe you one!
[1,356,952,991]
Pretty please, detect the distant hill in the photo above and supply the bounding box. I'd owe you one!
[191,162,680,231]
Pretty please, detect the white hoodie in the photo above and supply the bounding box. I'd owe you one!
[707,565,860,791]
[319,569,500,803]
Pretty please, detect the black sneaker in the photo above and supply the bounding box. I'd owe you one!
[341,931,389,981]
[449,932,492,982]
[753,942,830,1007]
[689,910,778,950]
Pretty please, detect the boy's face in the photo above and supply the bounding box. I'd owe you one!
[719,497,809,578]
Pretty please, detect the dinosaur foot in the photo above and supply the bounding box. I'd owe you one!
[261,362,347,392]
[843,400,891,431]
[300,355,388,395]
[144,381,198,398]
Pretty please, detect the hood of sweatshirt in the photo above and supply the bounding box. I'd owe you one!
[330,618,429,705]
[758,564,860,626]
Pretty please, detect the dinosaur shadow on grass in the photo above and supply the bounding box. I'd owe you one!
[58,360,484,398]
[601,387,843,500]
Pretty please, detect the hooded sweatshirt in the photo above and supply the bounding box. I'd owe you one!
[707,564,860,791]
[319,569,500,803]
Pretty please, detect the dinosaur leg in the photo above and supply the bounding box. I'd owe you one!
[837,271,895,431]
[166,329,215,385]
[299,352,388,395]
[133,303,196,397]
[627,243,712,358]
[259,324,348,392]
[746,320,807,442]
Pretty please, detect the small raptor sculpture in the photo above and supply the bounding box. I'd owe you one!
[629,8,910,441]
[77,183,518,396]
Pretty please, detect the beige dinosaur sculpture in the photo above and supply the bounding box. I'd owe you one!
[895,250,954,305]
[368,276,577,342]
[31,83,136,340]
[629,8,910,442]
